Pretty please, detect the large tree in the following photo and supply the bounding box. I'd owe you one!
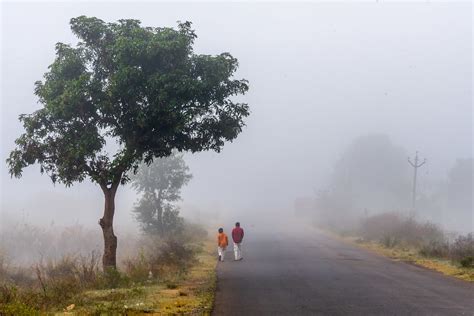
[7,16,249,269]
[132,152,192,236]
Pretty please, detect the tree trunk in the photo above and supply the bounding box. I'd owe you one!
[99,184,118,270]
[157,189,163,235]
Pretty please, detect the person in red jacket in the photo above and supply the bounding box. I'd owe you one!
[231,222,244,261]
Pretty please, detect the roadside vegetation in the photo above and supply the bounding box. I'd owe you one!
[327,213,474,282]
[1,154,218,314]
[0,221,216,315]
[294,134,473,282]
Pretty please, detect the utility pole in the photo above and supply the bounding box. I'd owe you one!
[408,151,426,216]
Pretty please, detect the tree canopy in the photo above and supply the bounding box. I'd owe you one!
[7,16,249,189]
[132,152,192,236]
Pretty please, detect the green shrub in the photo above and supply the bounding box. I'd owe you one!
[450,234,474,261]
[0,301,39,316]
[459,256,474,268]
[0,284,17,304]
[100,267,130,289]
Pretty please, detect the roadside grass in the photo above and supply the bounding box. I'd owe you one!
[316,212,474,283]
[157,244,216,315]
[66,239,217,315]
[344,236,474,282]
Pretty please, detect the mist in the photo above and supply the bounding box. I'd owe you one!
[1,1,472,252]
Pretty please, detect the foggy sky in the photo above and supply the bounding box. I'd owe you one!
[1,1,472,230]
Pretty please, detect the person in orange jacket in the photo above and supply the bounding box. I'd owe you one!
[217,228,229,262]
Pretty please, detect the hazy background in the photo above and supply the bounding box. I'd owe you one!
[1,2,472,236]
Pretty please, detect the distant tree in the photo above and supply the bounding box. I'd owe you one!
[442,158,473,232]
[319,134,411,221]
[446,158,473,210]
[132,152,192,236]
[6,16,249,269]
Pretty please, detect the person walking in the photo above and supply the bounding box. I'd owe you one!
[217,228,229,262]
[232,222,244,261]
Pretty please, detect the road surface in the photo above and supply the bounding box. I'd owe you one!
[213,222,474,316]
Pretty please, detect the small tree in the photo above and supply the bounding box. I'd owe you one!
[132,152,192,236]
[7,16,249,269]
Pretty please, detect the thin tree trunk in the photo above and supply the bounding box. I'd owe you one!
[157,189,163,235]
[99,183,119,270]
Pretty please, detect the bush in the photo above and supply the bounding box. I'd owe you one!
[418,222,446,245]
[450,233,474,264]
[0,284,17,305]
[419,240,450,258]
[0,249,7,280]
[0,300,38,316]
[360,213,474,267]
[76,251,101,287]
[37,252,101,287]
[459,257,474,268]
[360,213,402,246]
[155,238,197,274]
[123,251,150,283]
[123,235,199,284]
[32,254,100,306]
[100,267,130,289]
[360,213,446,249]
[0,252,104,313]
[128,220,205,282]
[381,235,399,248]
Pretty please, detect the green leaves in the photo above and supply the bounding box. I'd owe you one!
[7,16,249,188]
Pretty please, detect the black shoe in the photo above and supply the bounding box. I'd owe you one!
[218,255,221,261]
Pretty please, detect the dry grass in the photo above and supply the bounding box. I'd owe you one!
[319,223,474,283]
[70,238,217,315]
[1,220,217,315]
[331,212,474,282]
[0,239,216,314]
[153,240,216,314]
[360,213,446,248]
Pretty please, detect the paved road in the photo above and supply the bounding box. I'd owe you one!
[213,223,474,316]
